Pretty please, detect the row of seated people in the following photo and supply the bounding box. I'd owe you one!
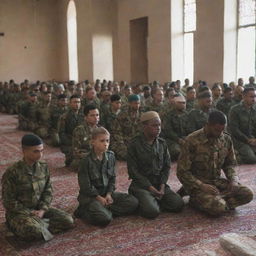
[1,76,256,166]
[1,110,254,242]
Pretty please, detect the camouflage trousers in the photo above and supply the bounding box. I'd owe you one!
[6,208,74,242]
[49,131,60,147]
[60,145,73,166]
[188,178,253,216]
[75,192,138,226]
[233,139,256,164]
[129,185,184,219]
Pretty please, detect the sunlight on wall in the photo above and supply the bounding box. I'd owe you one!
[67,0,78,82]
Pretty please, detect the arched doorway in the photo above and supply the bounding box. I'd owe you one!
[67,0,78,82]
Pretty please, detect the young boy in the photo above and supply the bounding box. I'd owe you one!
[74,127,138,226]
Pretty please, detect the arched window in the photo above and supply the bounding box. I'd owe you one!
[184,0,196,82]
[237,0,256,80]
[67,0,78,82]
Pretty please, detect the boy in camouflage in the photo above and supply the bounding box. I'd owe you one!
[75,127,138,226]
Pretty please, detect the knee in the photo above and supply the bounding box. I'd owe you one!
[239,186,254,204]
[140,205,160,219]
[93,213,113,226]
[126,196,139,213]
[62,215,74,229]
[18,223,43,241]
[206,198,227,216]
[170,196,185,213]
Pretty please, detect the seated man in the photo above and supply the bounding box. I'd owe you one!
[177,111,253,216]
[71,104,100,171]
[1,134,74,242]
[127,111,184,219]
[228,87,256,164]
[75,127,138,226]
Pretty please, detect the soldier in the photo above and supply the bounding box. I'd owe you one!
[81,86,101,110]
[211,83,222,107]
[229,87,256,164]
[74,127,138,226]
[233,85,244,104]
[245,76,256,89]
[1,134,74,241]
[58,95,84,166]
[71,104,100,171]
[121,84,132,107]
[140,85,152,107]
[177,111,253,216]
[18,92,38,131]
[216,87,236,118]
[185,86,196,112]
[34,91,52,139]
[111,94,142,160]
[144,88,165,113]
[187,91,214,134]
[181,78,190,96]
[101,94,122,132]
[49,94,68,147]
[162,94,188,160]
[127,111,184,219]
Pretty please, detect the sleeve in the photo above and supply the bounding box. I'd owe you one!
[72,127,84,158]
[78,158,99,197]
[176,138,203,190]
[228,107,249,143]
[127,141,152,189]
[106,154,116,193]
[222,138,239,182]
[186,110,197,135]
[162,115,179,142]
[1,168,31,214]
[58,114,70,145]
[38,166,53,211]
[160,142,171,184]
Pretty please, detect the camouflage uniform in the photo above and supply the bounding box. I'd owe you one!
[127,133,184,218]
[75,150,138,226]
[186,99,195,112]
[34,102,51,139]
[71,122,98,170]
[49,104,68,147]
[186,107,215,134]
[1,160,73,241]
[177,128,253,216]
[100,107,120,133]
[18,101,38,131]
[110,107,142,160]
[81,97,101,110]
[144,101,165,114]
[216,98,236,118]
[58,109,84,166]
[228,102,256,163]
[162,109,188,160]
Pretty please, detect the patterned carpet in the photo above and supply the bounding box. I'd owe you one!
[0,113,255,256]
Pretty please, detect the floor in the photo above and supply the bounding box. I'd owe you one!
[0,113,255,256]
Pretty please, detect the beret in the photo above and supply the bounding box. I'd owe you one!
[21,134,43,146]
[128,94,140,102]
[141,111,160,122]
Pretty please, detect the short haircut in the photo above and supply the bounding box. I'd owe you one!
[243,87,255,95]
[110,94,121,102]
[124,84,131,90]
[212,83,221,90]
[70,94,80,101]
[85,86,94,93]
[58,94,68,100]
[84,104,98,116]
[91,127,110,140]
[187,86,195,93]
[143,85,150,91]
[208,111,227,125]
[223,87,232,93]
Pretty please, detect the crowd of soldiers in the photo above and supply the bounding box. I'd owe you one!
[1,76,255,242]
[1,76,256,165]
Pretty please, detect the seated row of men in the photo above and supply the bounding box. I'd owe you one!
[2,111,253,242]
[1,77,256,165]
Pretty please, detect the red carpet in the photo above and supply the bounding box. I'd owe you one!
[0,113,255,256]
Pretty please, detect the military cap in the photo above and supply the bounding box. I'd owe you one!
[21,134,43,146]
[128,94,140,102]
[140,111,160,122]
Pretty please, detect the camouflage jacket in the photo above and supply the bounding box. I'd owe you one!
[77,150,116,204]
[2,160,52,217]
[35,102,51,127]
[144,101,165,114]
[111,107,142,146]
[177,128,238,191]
[228,101,256,143]
[162,109,188,142]
[101,107,120,132]
[127,133,171,189]
[186,107,215,134]
[58,109,84,146]
[49,105,68,130]
[216,98,236,117]
[72,122,98,159]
